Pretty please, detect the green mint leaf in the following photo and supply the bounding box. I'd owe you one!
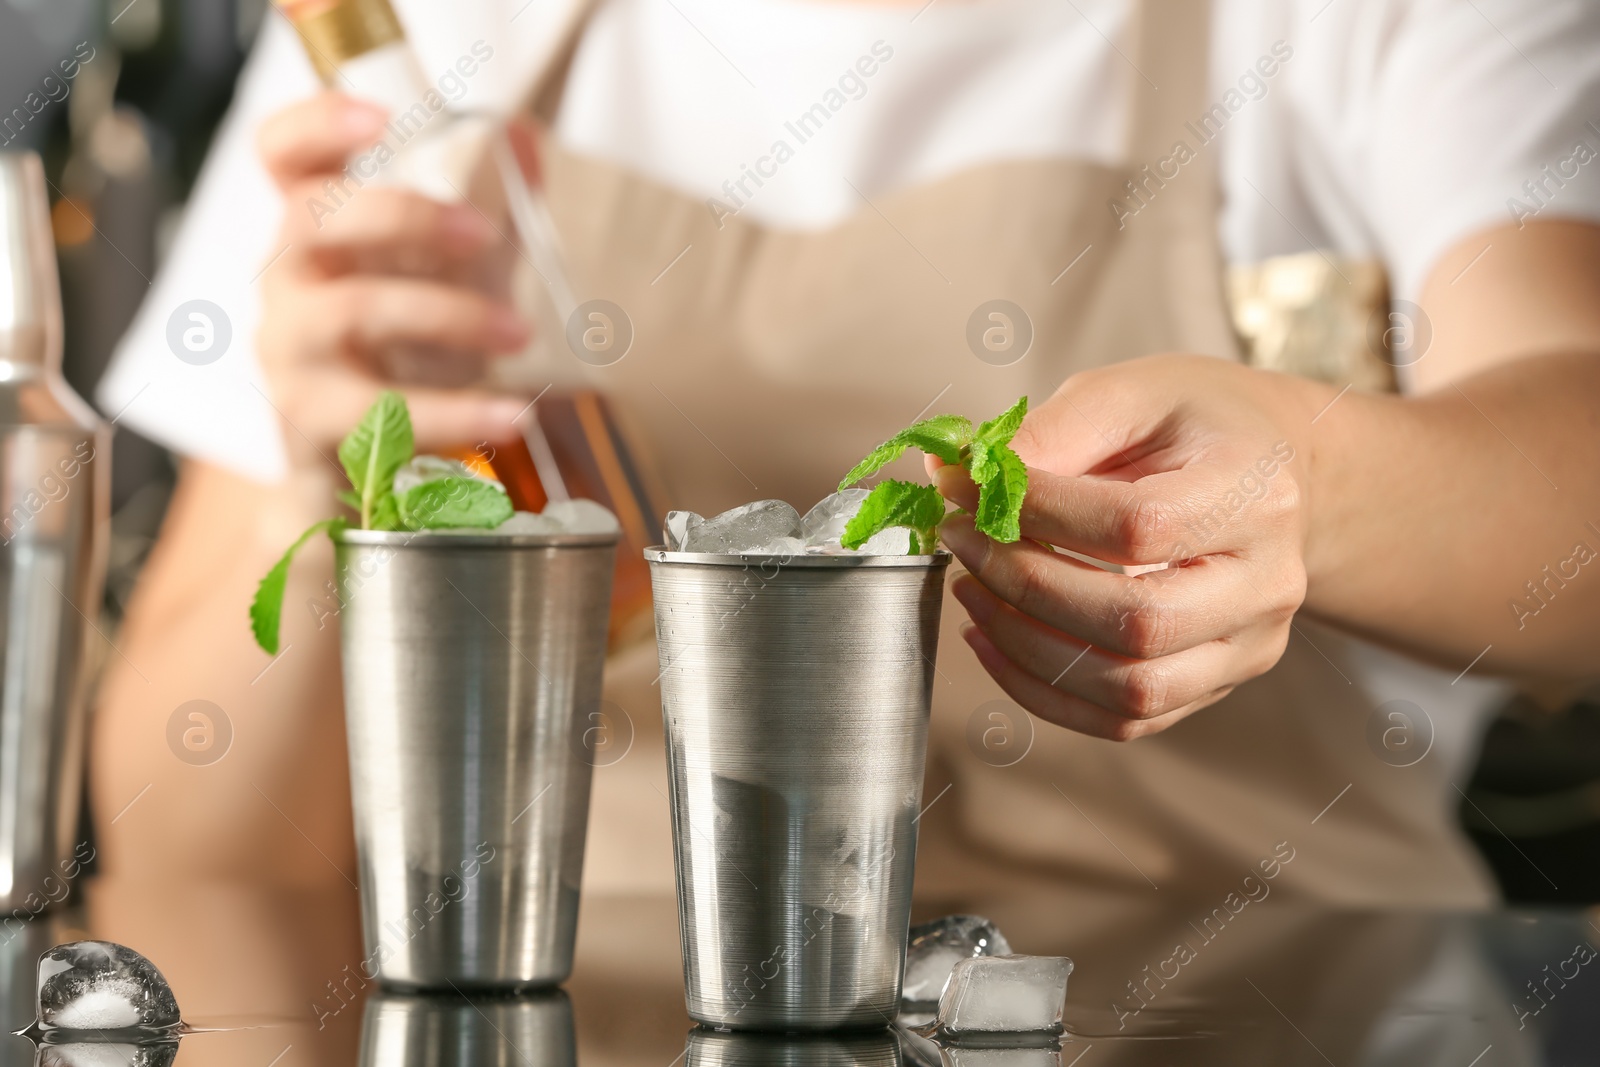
[370,492,401,531]
[336,489,361,512]
[397,477,513,530]
[971,442,1028,543]
[251,517,346,654]
[337,391,413,528]
[841,479,945,552]
[974,395,1028,451]
[838,414,974,490]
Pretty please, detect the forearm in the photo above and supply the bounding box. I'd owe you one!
[1302,351,1600,677]
[91,460,357,883]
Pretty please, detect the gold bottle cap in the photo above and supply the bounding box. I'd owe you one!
[276,0,405,84]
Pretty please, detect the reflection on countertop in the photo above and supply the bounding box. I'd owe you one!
[0,880,1593,1065]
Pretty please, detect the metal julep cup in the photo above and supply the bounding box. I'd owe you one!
[647,548,950,1030]
[337,528,616,989]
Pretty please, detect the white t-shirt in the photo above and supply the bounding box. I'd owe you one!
[98,0,1600,483]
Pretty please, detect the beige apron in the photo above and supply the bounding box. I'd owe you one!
[535,0,1498,908]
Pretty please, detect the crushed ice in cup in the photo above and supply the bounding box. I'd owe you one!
[859,526,913,555]
[936,955,1072,1037]
[664,510,699,551]
[679,500,803,553]
[490,511,562,535]
[432,500,620,536]
[903,915,1013,1009]
[37,941,181,1033]
[664,492,938,555]
[542,499,622,535]
[801,489,870,547]
[393,455,497,495]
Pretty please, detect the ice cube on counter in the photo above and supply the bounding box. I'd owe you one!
[936,955,1072,1037]
[37,941,181,1033]
[801,489,870,548]
[903,915,1014,1010]
[38,1044,178,1067]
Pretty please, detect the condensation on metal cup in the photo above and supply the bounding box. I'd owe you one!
[337,529,616,989]
[360,988,575,1067]
[647,548,949,1030]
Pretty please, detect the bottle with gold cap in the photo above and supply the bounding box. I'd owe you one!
[276,0,507,203]
[271,0,662,647]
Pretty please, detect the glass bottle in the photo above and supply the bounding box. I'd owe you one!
[275,0,659,644]
[0,151,109,907]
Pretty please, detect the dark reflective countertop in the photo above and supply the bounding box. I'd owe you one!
[2,882,1595,1065]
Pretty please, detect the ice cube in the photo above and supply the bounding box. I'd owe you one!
[903,915,1012,1010]
[541,499,620,535]
[37,941,181,1033]
[664,510,701,551]
[393,455,499,495]
[936,956,1072,1037]
[801,489,871,548]
[748,536,807,557]
[39,1044,178,1067]
[492,511,563,535]
[860,526,914,555]
[681,500,802,553]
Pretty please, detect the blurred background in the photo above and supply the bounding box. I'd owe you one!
[4,0,1597,906]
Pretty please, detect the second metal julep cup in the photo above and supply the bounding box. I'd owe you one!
[648,548,949,1030]
[337,528,616,989]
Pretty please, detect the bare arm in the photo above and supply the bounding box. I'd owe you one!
[938,220,1600,739]
[1302,219,1600,674]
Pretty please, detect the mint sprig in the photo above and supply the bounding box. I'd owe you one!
[249,391,512,653]
[838,396,1028,552]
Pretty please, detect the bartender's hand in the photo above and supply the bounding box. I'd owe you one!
[255,92,531,458]
[934,355,1318,741]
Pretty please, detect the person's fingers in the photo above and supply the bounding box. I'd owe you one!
[937,454,1293,565]
[272,363,530,454]
[938,513,1306,658]
[960,624,1221,741]
[257,93,388,187]
[950,572,1288,718]
[283,185,495,268]
[287,277,530,365]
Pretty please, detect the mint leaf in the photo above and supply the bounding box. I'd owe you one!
[839,414,974,490]
[974,395,1027,450]
[397,477,513,530]
[250,518,346,654]
[970,441,1028,543]
[370,492,401,531]
[841,479,945,552]
[337,391,413,528]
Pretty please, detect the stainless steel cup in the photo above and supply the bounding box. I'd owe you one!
[0,153,108,913]
[647,549,950,1030]
[337,529,616,989]
[360,988,575,1067]
[684,1025,903,1067]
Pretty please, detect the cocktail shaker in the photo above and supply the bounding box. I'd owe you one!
[336,527,615,989]
[0,153,109,912]
[648,549,949,1030]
